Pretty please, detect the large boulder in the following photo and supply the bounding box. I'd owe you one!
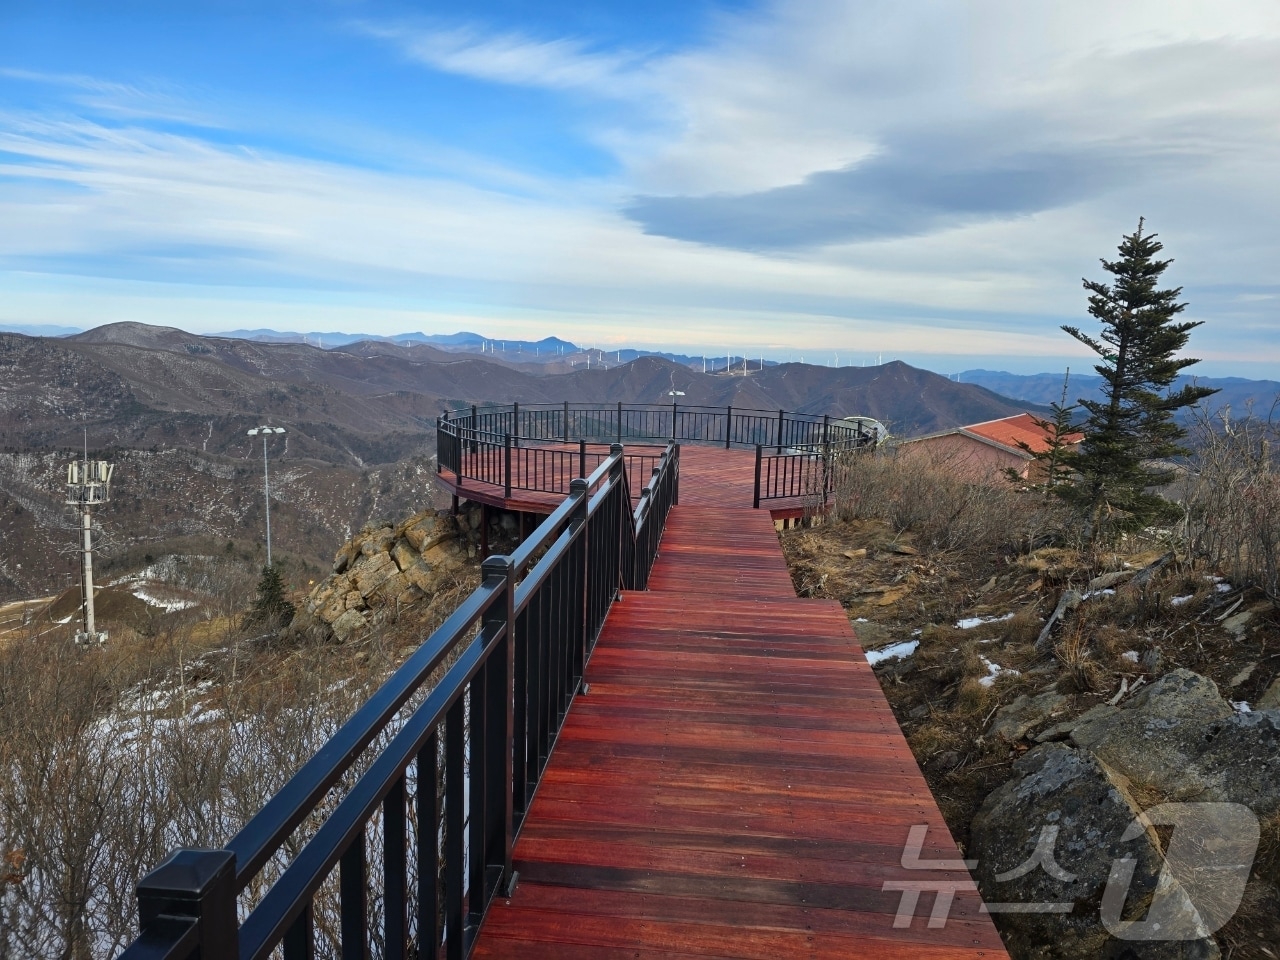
[1068,670,1233,802]
[973,668,1280,958]
[970,743,1221,959]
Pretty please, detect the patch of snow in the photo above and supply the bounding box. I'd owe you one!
[1216,582,1233,593]
[1082,588,1116,600]
[131,588,199,613]
[866,640,920,666]
[1170,594,1195,606]
[854,617,868,622]
[911,628,923,636]
[1232,701,1252,713]
[1122,650,1140,663]
[955,613,1015,630]
[978,656,1019,687]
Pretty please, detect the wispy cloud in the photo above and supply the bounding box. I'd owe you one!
[0,68,221,127]
[353,21,647,97]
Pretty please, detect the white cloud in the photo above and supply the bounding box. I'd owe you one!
[0,68,220,127]
[354,20,646,96]
[2,1,1278,373]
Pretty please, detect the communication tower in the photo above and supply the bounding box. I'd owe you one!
[65,446,113,645]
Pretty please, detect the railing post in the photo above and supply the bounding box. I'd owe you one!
[135,849,238,960]
[617,401,623,443]
[725,405,732,448]
[671,401,677,441]
[822,414,831,510]
[512,402,519,448]
[570,478,590,683]
[470,404,478,453]
[481,554,517,892]
[753,444,763,509]
[563,400,569,442]
[579,439,587,480]
[504,433,512,499]
[776,409,785,454]
[673,443,680,506]
[610,443,625,588]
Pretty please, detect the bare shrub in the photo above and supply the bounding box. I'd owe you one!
[833,448,1066,553]
[0,626,408,958]
[1181,402,1280,602]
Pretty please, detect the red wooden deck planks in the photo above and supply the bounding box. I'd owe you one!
[471,449,1008,958]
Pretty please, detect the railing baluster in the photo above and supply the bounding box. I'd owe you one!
[467,673,487,928]
[340,838,366,960]
[283,903,315,960]
[445,697,465,960]
[384,775,407,960]
[504,433,512,498]
[417,734,440,960]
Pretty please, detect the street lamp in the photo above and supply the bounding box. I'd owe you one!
[247,426,286,567]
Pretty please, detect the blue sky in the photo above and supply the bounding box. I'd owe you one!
[1,0,1278,376]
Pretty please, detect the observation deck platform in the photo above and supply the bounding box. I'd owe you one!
[437,443,816,521]
[472,447,1007,958]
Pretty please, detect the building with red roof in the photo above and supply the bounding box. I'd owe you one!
[896,413,1083,482]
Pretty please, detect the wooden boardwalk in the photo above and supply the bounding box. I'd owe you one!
[472,447,1007,958]
[437,445,816,520]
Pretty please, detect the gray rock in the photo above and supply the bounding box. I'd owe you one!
[990,687,1071,742]
[1220,610,1254,635]
[330,608,368,642]
[970,743,1182,959]
[1069,670,1233,801]
[1257,676,1280,711]
[1188,710,1280,814]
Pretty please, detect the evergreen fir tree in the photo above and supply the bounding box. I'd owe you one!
[1059,219,1218,541]
[245,562,295,629]
[1005,370,1080,495]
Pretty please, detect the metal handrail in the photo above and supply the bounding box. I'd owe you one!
[437,403,871,511]
[120,442,680,960]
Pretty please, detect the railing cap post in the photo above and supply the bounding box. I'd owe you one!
[481,553,513,577]
[137,848,234,901]
[137,848,238,960]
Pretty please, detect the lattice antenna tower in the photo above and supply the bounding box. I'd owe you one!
[65,430,112,646]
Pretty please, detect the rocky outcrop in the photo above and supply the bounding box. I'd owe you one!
[969,669,1280,959]
[290,510,468,642]
[971,743,1181,959]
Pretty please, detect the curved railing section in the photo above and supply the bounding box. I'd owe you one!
[437,402,876,510]
[119,442,679,960]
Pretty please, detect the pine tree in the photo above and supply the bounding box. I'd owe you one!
[1005,370,1080,495]
[245,562,295,629]
[1059,219,1218,541]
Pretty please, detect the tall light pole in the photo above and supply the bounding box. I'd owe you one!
[247,426,286,567]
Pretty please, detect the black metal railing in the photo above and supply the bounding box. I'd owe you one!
[120,442,679,960]
[437,402,876,510]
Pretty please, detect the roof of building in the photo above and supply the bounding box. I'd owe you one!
[964,413,1083,455]
[900,413,1083,459]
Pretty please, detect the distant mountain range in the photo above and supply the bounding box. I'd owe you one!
[0,321,1041,601]
[958,369,1280,420]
